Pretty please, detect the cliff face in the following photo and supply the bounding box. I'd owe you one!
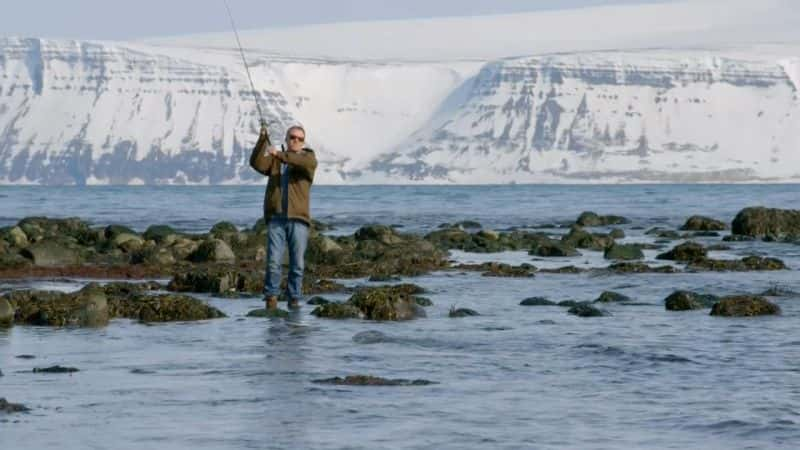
[2,37,799,184]
[372,52,800,183]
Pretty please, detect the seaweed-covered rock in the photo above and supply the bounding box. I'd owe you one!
[688,256,786,272]
[710,295,781,317]
[109,293,226,322]
[520,297,556,306]
[664,291,719,311]
[188,239,236,263]
[7,226,28,247]
[529,240,580,257]
[349,286,425,320]
[732,207,800,240]
[576,212,629,227]
[645,228,681,240]
[0,398,30,413]
[656,241,707,262]
[5,284,109,327]
[355,225,404,245]
[594,291,632,303]
[567,303,608,317]
[19,241,82,267]
[307,296,331,305]
[562,226,615,250]
[681,216,727,231]
[311,302,362,319]
[604,244,644,261]
[143,225,178,243]
[0,297,14,327]
[312,375,437,386]
[210,221,238,236]
[33,365,79,373]
[605,262,678,274]
[449,307,480,317]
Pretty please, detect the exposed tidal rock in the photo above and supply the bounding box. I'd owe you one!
[732,207,800,241]
[681,216,727,231]
[710,295,781,317]
[664,290,720,311]
[313,375,437,386]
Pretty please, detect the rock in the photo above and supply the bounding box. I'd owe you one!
[111,233,145,252]
[311,303,362,319]
[529,240,580,257]
[0,297,14,327]
[539,266,586,274]
[349,286,426,320]
[455,220,483,229]
[317,236,343,253]
[307,296,331,305]
[0,398,30,413]
[576,212,629,227]
[732,207,800,240]
[562,226,615,250]
[355,225,404,245]
[15,355,36,359]
[210,221,238,236]
[665,291,720,311]
[449,307,479,317]
[312,375,437,386]
[520,297,556,306]
[605,262,678,274]
[143,225,178,243]
[656,241,707,262]
[104,224,137,240]
[7,226,28,247]
[594,291,632,303]
[645,228,681,239]
[557,300,581,308]
[169,237,200,260]
[568,303,608,317]
[33,365,79,373]
[688,256,786,272]
[247,308,290,319]
[109,293,226,323]
[189,239,236,263]
[352,330,390,344]
[19,241,81,267]
[681,216,727,231]
[609,228,626,239]
[710,295,781,317]
[478,230,500,240]
[5,284,109,327]
[454,262,536,278]
[604,244,644,261]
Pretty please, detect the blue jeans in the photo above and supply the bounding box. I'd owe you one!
[263,217,309,300]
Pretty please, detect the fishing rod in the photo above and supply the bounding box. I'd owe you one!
[223,0,266,127]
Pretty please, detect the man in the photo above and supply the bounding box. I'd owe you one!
[249,122,318,311]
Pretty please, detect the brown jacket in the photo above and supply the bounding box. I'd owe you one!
[249,133,318,226]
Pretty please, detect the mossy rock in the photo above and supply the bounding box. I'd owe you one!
[604,244,644,261]
[665,291,719,311]
[109,293,226,322]
[681,215,727,231]
[567,303,608,317]
[311,303,362,319]
[576,212,629,227]
[656,241,707,262]
[349,286,425,320]
[710,295,780,317]
[4,284,109,327]
[247,308,290,319]
[520,297,556,306]
[594,291,632,303]
[143,225,178,243]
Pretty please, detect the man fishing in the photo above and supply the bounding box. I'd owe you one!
[250,123,317,311]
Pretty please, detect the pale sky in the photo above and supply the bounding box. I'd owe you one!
[2,0,671,41]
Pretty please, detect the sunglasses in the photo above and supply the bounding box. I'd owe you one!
[288,135,305,142]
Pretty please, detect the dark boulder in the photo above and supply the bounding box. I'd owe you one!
[656,241,707,262]
[681,216,727,231]
[710,295,781,317]
[664,291,719,311]
[732,207,800,240]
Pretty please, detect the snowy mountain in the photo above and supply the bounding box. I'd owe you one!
[2,0,800,184]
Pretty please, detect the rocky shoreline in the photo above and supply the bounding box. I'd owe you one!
[0,206,797,328]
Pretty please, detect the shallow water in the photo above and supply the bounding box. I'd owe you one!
[2,185,800,449]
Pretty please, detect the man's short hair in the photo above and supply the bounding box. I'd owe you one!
[285,125,306,141]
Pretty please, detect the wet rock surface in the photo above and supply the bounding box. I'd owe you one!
[0,398,30,413]
[312,375,437,386]
[710,296,781,317]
